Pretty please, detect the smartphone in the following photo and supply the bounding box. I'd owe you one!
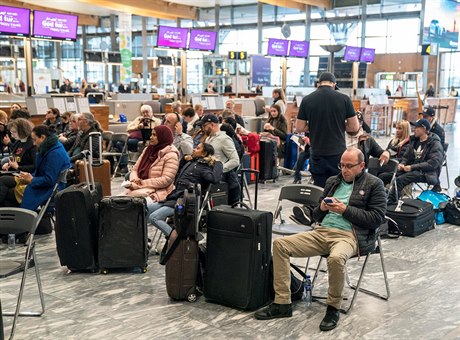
[323,198,334,204]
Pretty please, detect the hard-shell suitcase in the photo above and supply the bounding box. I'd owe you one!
[241,153,259,183]
[386,199,435,237]
[78,132,111,197]
[160,184,202,302]
[98,196,148,273]
[55,154,102,272]
[204,204,273,310]
[259,140,278,181]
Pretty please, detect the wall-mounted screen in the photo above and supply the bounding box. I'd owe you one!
[267,38,289,57]
[288,40,310,58]
[343,45,361,62]
[188,29,216,51]
[0,6,30,37]
[157,25,188,49]
[108,52,121,64]
[360,47,375,63]
[422,0,459,49]
[85,51,103,63]
[33,10,78,41]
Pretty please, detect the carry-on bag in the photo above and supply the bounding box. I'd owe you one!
[78,132,111,197]
[283,133,299,170]
[259,139,278,182]
[98,196,148,273]
[160,184,202,302]
[54,152,102,272]
[204,203,273,310]
[386,198,435,237]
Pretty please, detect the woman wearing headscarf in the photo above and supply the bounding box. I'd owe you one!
[125,125,179,202]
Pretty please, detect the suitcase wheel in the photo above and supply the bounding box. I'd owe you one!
[142,267,148,273]
[101,269,109,275]
[187,293,197,303]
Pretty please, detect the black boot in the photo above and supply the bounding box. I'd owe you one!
[254,303,292,320]
[319,305,340,331]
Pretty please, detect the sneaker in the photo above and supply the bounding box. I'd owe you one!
[319,305,340,331]
[254,303,292,320]
[432,184,442,192]
[293,206,312,226]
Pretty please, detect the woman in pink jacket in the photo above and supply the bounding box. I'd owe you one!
[125,125,179,202]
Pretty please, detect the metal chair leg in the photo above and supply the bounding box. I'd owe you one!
[445,163,450,189]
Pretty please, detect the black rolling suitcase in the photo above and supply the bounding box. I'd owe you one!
[98,196,148,273]
[259,139,278,181]
[160,184,202,302]
[204,204,273,310]
[54,153,102,272]
[386,199,435,237]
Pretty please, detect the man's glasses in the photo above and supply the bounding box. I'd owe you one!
[338,162,361,170]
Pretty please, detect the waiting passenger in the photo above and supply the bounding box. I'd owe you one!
[1,118,36,172]
[380,119,444,199]
[163,112,193,159]
[58,114,80,151]
[194,104,205,119]
[67,112,101,163]
[201,114,240,205]
[225,100,245,127]
[126,104,161,152]
[10,103,22,112]
[10,108,31,120]
[60,111,72,135]
[0,110,8,156]
[421,106,445,148]
[182,107,200,134]
[255,148,387,332]
[125,125,179,203]
[263,104,288,155]
[266,88,287,115]
[43,107,64,134]
[385,120,410,161]
[147,143,223,236]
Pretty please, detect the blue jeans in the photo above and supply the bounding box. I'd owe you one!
[147,202,174,236]
[293,150,310,182]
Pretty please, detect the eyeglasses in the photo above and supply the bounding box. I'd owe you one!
[338,162,361,170]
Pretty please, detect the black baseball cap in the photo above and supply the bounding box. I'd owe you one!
[197,114,219,126]
[411,118,431,131]
[422,106,435,117]
[318,72,337,83]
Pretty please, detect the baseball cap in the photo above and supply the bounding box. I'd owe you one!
[411,118,431,131]
[422,106,435,117]
[318,72,337,83]
[197,114,219,126]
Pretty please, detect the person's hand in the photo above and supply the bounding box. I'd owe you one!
[398,164,405,171]
[8,158,18,170]
[138,123,144,130]
[2,162,9,170]
[403,165,412,172]
[131,178,142,185]
[18,171,32,184]
[59,136,68,143]
[302,136,310,145]
[379,151,390,165]
[325,198,347,215]
[3,134,11,145]
[184,155,192,161]
[264,123,274,131]
[320,199,329,212]
[174,122,182,135]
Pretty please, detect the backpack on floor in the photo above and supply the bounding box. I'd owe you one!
[417,190,450,225]
[444,198,460,226]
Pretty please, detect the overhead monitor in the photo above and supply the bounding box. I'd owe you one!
[157,25,188,49]
[422,0,459,49]
[85,51,103,63]
[267,38,289,57]
[0,6,30,37]
[188,29,216,51]
[343,45,361,62]
[288,40,310,58]
[108,52,121,64]
[360,47,375,63]
[33,10,78,41]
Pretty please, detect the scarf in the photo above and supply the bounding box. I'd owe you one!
[137,125,174,180]
[38,134,58,155]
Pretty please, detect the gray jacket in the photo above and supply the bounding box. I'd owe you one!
[206,131,240,173]
[174,133,193,159]
[313,171,387,255]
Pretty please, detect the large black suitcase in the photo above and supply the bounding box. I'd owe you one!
[259,140,278,181]
[386,199,435,237]
[54,155,102,272]
[204,205,273,310]
[98,196,148,273]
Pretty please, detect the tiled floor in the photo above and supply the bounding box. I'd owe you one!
[1,124,460,340]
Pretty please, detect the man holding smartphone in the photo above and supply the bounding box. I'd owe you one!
[255,148,387,332]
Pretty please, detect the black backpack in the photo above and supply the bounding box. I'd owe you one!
[444,198,460,225]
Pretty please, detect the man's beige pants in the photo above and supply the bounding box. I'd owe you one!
[273,226,358,309]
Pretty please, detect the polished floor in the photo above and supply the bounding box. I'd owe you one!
[1,124,460,340]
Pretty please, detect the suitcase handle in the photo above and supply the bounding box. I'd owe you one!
[231,201,251,210]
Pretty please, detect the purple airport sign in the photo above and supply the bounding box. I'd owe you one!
[188,29,216,51]
[360,47,375,63]
[157,25,188,49]
[267,38,289,57]
[288,40,310,58]
[33,10,78,41]
[0,6,30,37]
[343,45,361,62]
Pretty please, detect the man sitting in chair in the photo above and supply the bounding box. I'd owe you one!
[147,143,223,237]
[380,118,444,200]
[255,148,387,332]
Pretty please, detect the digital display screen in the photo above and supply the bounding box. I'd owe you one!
[288,40,310,58]
[0,6,30,37]
[267,38,289,57]
[360,47,375,63]
[33,10,78,41]
[157,25,188,49]
[188,29,216,51]
[343,45,361,62]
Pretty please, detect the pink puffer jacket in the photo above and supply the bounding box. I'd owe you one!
[126,144,180,202]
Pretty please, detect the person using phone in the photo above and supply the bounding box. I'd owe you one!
[256,148,386,332]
